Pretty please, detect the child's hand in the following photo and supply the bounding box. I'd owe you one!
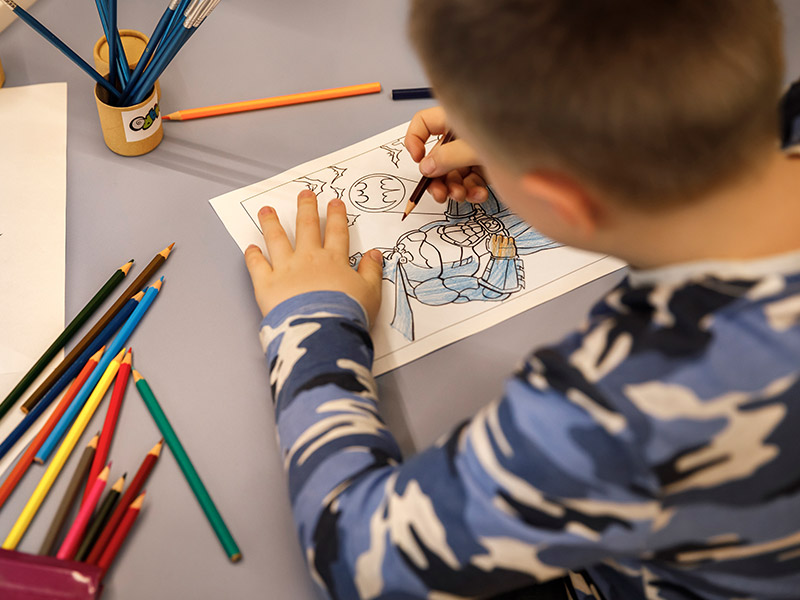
[404,106,489,203]
[244,190,384,325]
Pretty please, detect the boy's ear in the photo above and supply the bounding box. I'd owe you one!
[520,170,601,237]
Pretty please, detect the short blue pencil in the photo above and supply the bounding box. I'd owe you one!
[0,0,120,100]
[36,280,164,463]
[0,297,138,462]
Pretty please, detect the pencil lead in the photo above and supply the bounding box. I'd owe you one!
[122,349,133,365]
[120,260,135,275]
[112,475,126,491]
[400,213,407,222]
[161,242,175,259]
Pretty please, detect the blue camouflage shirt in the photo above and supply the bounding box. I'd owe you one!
[259,249,800,600]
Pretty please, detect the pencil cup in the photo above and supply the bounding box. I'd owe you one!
[93,30,149,73]
[94,78,163,156]
[0,56,4,88]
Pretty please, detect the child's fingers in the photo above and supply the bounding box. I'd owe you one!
[419,139,480,178]
[358,249,384,291]
[294,190,322,250]
[464,172,489,203]
[428,178,450,203]
[324,198,350,258]
[445,171,468,202]
[258,206,293,263]
[404,107,448,161]
[244,245,273,316]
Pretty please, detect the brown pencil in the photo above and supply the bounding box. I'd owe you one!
[38,434,99,556]
[401,130,455,221]
[22,244,175,414]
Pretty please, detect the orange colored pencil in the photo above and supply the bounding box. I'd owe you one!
[83,348,132,505]
[0,347,104,510]
[97,492,145,574]
[86,439,163,564]
[161,82,382,121]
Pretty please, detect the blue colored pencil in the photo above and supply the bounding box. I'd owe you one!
[0,0,121,100]
[0,297,139,463]
[36,280,164,463]
[107,0,117,87]
[124,0,181,96]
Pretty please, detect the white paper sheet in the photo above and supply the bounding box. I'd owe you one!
[0,82,67,474]
[0,0,38,34]
[211,122,624,374]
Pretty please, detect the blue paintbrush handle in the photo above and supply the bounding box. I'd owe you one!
[3,1,121,100]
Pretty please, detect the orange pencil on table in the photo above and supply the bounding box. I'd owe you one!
[57,464,109,560]
[0,347,104,510]
[83,348,132,505]
[97,492,145,574]
[161,82,382,121]
[86,439,163,564]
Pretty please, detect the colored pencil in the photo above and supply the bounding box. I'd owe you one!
[37,279,164,463]
[38,434,99,556]
[22,243,173,414]
[134,370,241,561]
[87,439,163,564]
[161,81,382,121]
[84,348,132,505]
[0,295,139,463]
[2,352,124,551]
[391,87,433,100]
[0,0,120,98]
[121,0,218,105]
[97,492,145,573]
[401,130,455,221]
[0,348,104,511]
[0,260,132,422]
[57,465,110,560]
[124,0,181,94]
[75,473,125,561]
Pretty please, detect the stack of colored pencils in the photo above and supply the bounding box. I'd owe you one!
[0,0,221,107]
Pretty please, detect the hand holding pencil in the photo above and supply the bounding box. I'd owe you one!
[402,107,489,214]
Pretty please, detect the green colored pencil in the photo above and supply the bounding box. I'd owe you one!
[133,369,241,562]
[0,260,134,421]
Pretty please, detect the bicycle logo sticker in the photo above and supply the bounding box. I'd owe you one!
[121,90,161,143]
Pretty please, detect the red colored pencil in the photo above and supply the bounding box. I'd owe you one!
[85,439,163,564]
[83,348,132,505]
[0,347,104,510]
[97,492,145,574]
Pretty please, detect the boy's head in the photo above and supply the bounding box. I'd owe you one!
[409,0,784,216]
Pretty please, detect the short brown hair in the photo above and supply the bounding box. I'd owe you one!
[409,0,784,206]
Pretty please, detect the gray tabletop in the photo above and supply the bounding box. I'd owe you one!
[1,2,798,598]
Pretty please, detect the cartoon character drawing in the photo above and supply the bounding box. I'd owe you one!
[352,193,560,340]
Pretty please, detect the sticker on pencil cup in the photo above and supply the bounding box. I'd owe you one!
[94,80,163,156]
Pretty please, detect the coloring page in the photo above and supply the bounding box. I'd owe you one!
[210,123,624,374]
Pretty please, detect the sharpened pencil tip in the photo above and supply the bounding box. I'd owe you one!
[132,369,143,382]
[120,260,135,275]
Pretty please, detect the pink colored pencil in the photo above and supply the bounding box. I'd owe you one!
[83,349,131,505]
[57,465,109,560]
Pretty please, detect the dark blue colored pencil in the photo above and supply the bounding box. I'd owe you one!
[0,0,120,99]
[391,87,434,101]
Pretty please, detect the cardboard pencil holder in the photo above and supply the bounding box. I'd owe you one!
[0,55,5,88]
[94,77,163,157]
[93,30,163,156]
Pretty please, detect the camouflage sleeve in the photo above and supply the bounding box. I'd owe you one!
[260,291,661,600]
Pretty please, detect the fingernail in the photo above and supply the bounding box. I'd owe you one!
[420,156,435,176]
[368,249,383,265]
[259,206,274,216]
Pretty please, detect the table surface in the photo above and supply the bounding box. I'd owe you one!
[1,2,798,598]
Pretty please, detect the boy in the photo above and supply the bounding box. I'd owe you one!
[244,1,800,598]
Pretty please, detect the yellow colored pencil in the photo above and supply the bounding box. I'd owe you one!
[2,349,126,550]
[161,82,382,121]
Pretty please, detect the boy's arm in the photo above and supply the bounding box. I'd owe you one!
[247,194,661,599]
